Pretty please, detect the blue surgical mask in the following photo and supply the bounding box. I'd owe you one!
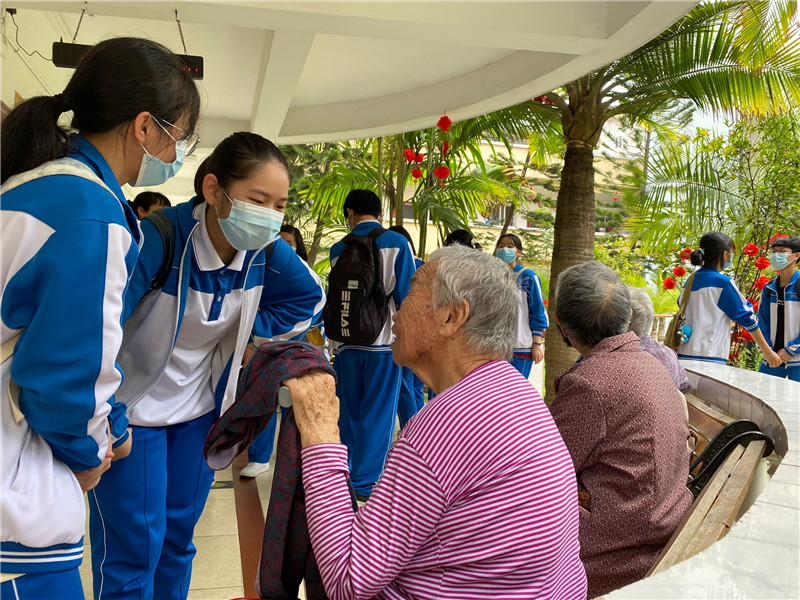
[217,191,284,251]
[496,248,517,264]
[722,252,733,270]
[770,252,793,271]
[129,142,184,187]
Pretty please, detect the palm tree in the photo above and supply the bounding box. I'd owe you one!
[531,0,800,399]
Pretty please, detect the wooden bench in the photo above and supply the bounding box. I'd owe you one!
[647,438,767,576]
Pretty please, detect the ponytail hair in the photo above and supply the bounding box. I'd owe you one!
[691,231,734,269]
[193,132,289,201]
[2,37,200,184]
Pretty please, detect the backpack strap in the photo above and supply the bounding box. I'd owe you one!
[367,227,386,241]
[142,210,176,293]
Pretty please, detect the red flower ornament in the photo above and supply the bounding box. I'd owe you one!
[442,141,449,154]
[743,243,759,257]
[673,266,686,277]
[414,153,425,163]
[741,329,754,342]
[663,276,677,290]
[543,299,549,306]
[410,167,422,179]
[404,148,415,162]
[679,247,692,260]
[748,297,759,311]
[754,276,770,290]
[754,256,770,270]
[437,115,452,133]
[433,165,450,180]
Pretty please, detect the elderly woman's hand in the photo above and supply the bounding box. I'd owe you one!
[283,370,340,448]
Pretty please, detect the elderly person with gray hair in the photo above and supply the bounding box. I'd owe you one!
[549,261,693,598]
[285,246,587,599]
[628,286,691,393]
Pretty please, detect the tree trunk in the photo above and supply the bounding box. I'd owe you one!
[499,151,531,238]
[393,142,406,226]
[306,210,329,266]
[544,141,596,401]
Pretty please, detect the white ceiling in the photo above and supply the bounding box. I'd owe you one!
[4,1,697,147]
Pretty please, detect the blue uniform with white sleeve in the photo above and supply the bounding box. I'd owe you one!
[510,262,548,378]
[677,267,759,363]
[88,198,324,600]
[1,136,138,584]
[330,220,416,497]
[757,272,800,381]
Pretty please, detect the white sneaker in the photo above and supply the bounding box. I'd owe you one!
[240,462,270,478]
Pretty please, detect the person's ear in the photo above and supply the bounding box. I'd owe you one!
[203,173,222,207]
[440,298,469,338]
[137,207,146,219]
[130,111,155,146]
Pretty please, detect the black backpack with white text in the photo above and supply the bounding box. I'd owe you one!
[324,228,388,344]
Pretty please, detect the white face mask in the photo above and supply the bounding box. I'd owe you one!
[216,190,284,251]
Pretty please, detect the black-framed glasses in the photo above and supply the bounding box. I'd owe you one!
[154,116,201,156]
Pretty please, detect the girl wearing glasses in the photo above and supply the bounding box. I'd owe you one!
[88,132,325,600]
[1,37,199,599]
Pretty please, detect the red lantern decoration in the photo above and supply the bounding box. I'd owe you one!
[410,167,422,179]
[768,232,786,244]
[754,276,770,290]
[754,256,770,270]
[743,243,759,257]
[673,266,686,277]
[748,297,759,311]
[741,329,754,342]
[433,165,450,180]
[663,276,677,290]
[442,141,449,154]
[437,115,452,132]
[414,153,425,163]
[403,148,415,162]
[679,247,692,260]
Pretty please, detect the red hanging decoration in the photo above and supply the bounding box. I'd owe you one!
[663,276,677,290]
[743,243,759,257]
[433,165,450,180]
[403,148,415,162]
[442,141,449,154]
[754,276,770,290]
[414,153,425,163]
[672,266,686,277]
[754,256,770,270]
[411,167,422,179]
[437,114,452,133]
[679,247,692,261]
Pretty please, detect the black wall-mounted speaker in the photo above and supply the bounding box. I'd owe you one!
[52,42,204,79]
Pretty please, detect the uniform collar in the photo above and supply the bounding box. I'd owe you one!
[192,202,245,272]
[68,134,127,206]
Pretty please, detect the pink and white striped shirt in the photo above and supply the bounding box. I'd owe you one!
[302,359,587,600]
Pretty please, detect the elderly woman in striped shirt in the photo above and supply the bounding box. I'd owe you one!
[288,245,587,600]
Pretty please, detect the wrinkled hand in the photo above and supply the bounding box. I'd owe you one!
[777,349,792,364]
[74,448,113,493]
[284,370,340,448]
[112,428,133,461]
[765,349,783,368]
[531,344,544,365]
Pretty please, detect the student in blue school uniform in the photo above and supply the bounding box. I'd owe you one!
[1,37,200,600]
[329,190,416,500]
[388,225,426,427]
[757,235,800,381]
[88,132,325,600]
[677,231,781,368]
[494,233,548,378]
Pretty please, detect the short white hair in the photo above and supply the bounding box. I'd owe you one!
[428,245,518,359]
[627,286,654,337]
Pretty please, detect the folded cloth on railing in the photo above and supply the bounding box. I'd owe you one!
[203,341,340,600]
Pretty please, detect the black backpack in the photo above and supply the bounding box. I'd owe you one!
[324,227,389,344]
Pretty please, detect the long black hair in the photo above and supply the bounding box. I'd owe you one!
[280,224,308,262]
[691,231,734,270]
[193,132,290,201]
[2,37,200,185]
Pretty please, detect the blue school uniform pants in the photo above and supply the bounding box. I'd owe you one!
[397,366,425,428]
[334,349,401,497]
[511,355,534,379]
[758,362,800,382]
[247,407,288,463]
[1,569,83,600]
[88,410,216,600]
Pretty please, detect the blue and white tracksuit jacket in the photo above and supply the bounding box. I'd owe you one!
[1,136,139,574]
[757,272,800,368]
[677,267,759,363]
[329,220,416,355]
[512,263,548,355]
[116,198,325,422]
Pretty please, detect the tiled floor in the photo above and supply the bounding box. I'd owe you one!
[77,362,545,599]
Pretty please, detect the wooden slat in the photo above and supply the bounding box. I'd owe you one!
[685,393,734,426]
[232,453,265,598]
[647,445,746,577]
[681,441,766,559]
